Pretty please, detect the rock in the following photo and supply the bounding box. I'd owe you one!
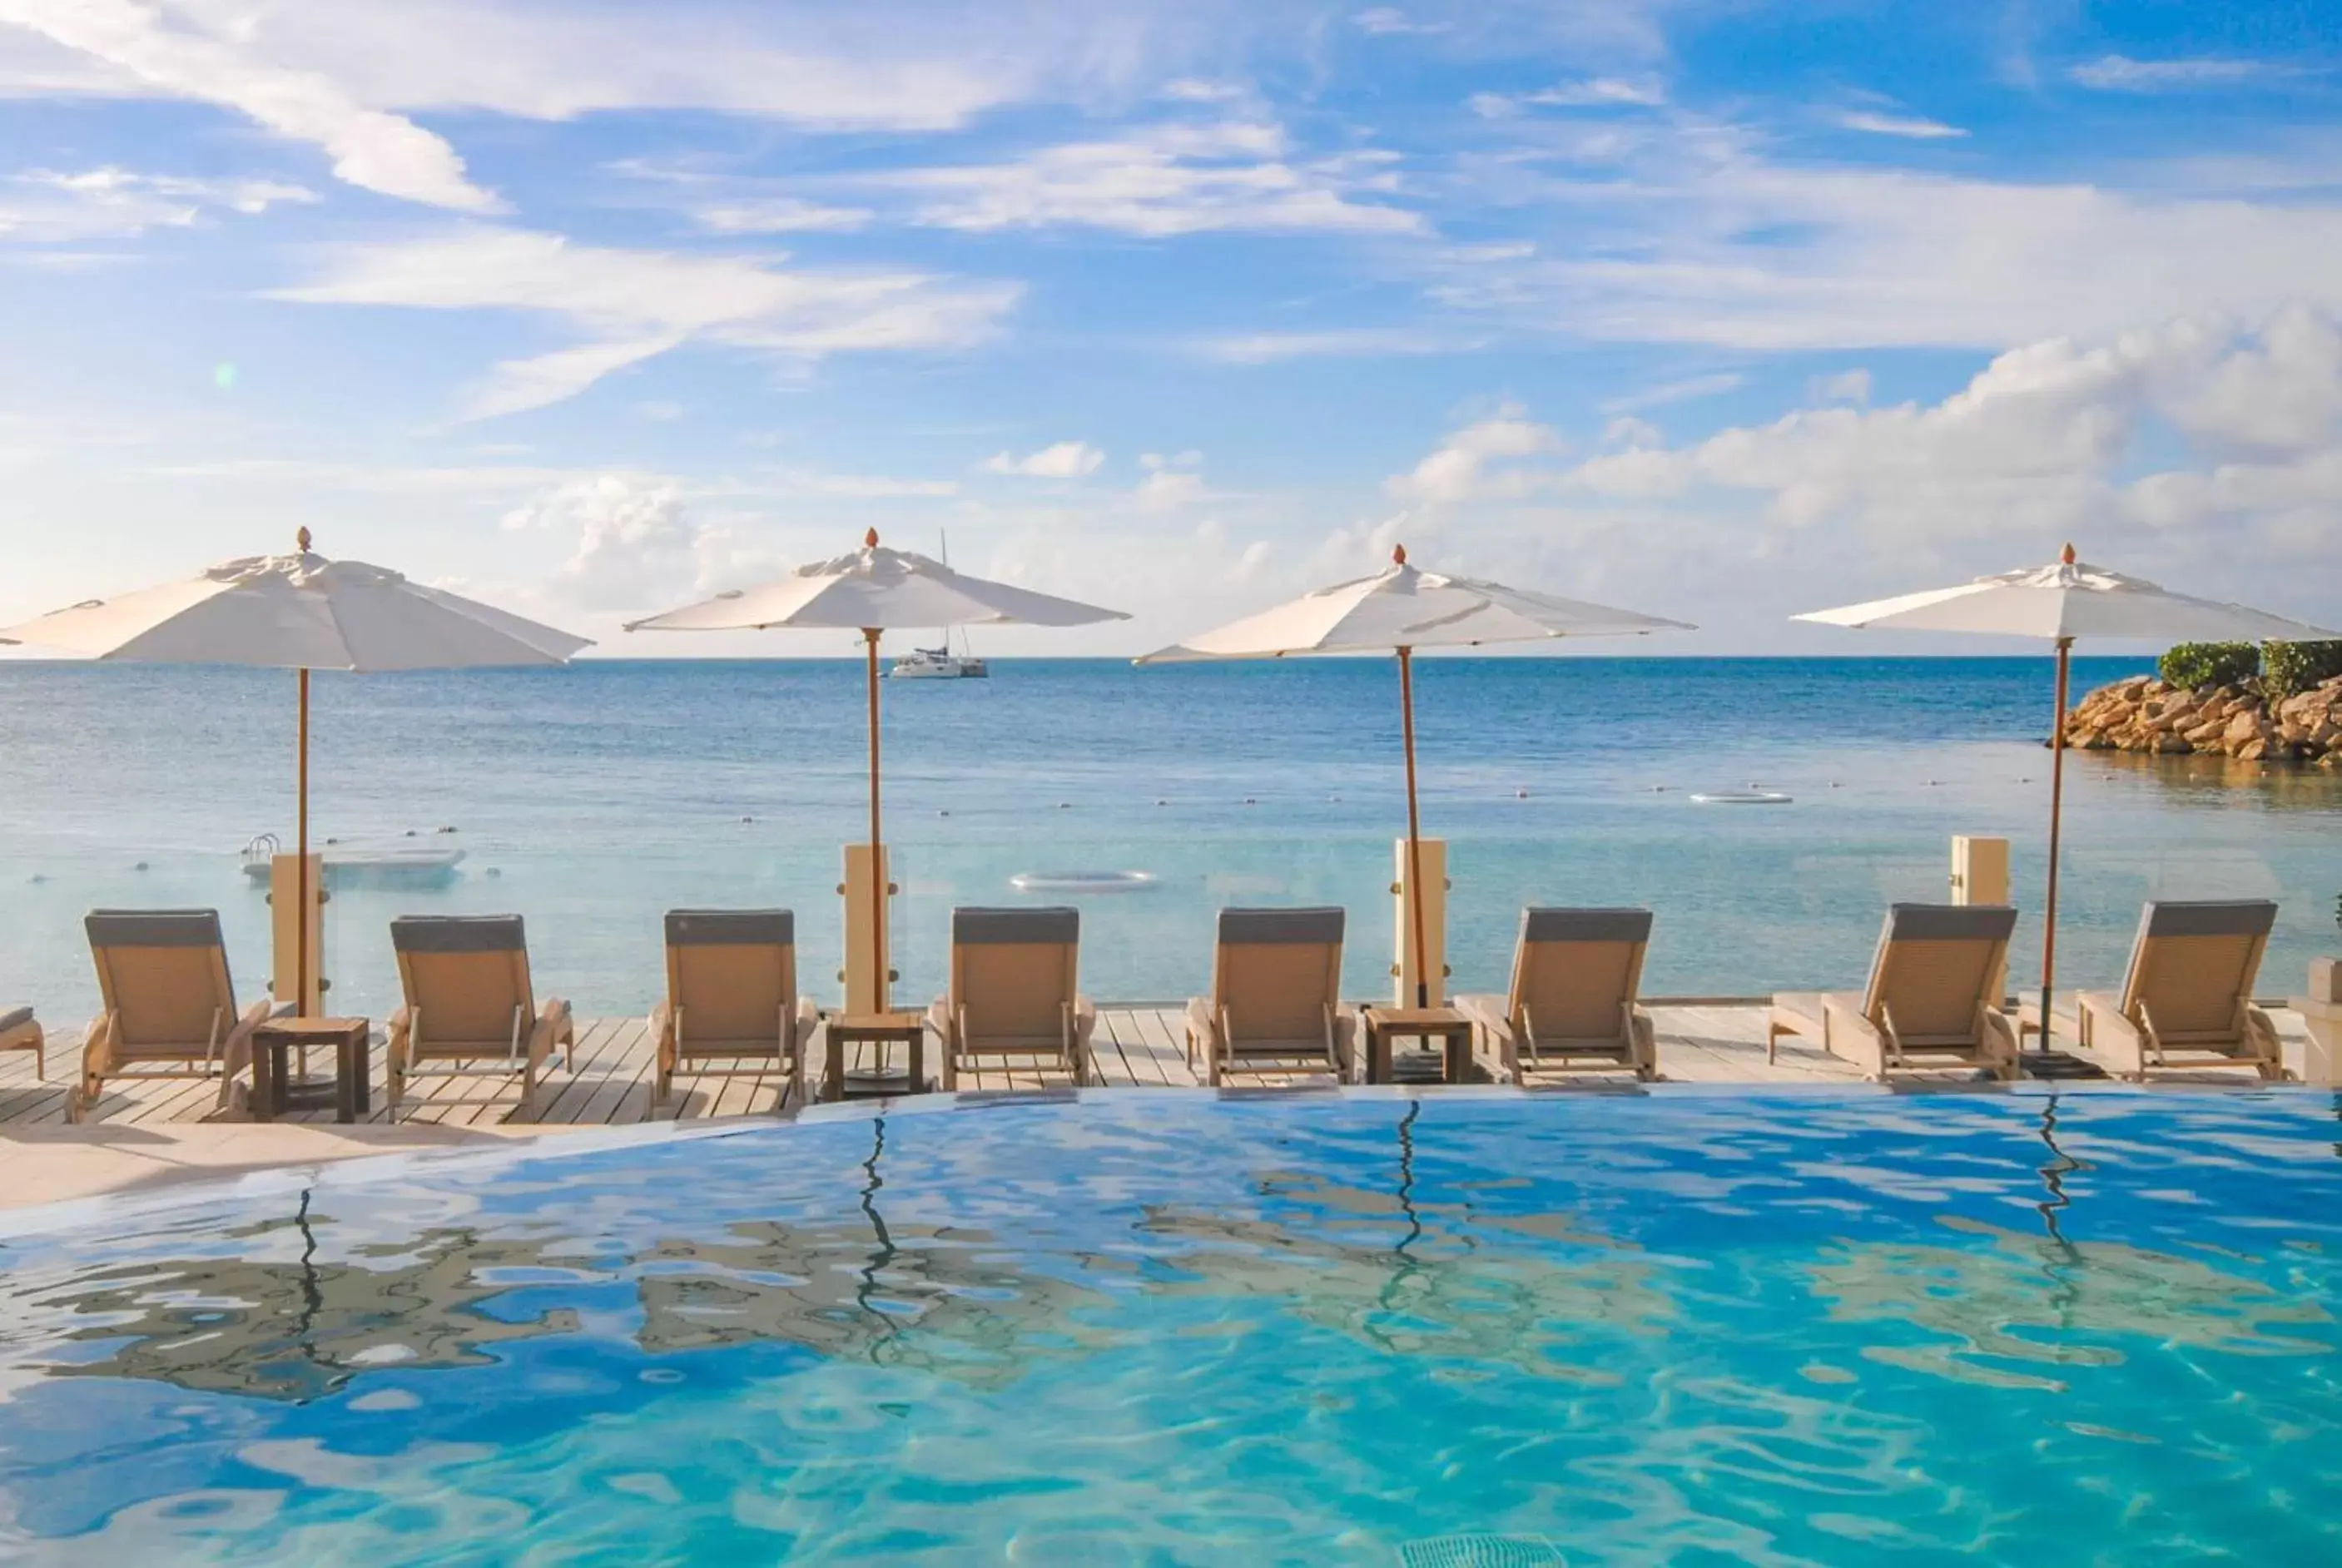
[2157,734,2193,754]
[2224,710,2264,743]
[2313,720,2341,749]
[2182,720,2227,747]
[2237,738,2270,762]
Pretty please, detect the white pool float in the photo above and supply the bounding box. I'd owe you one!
[1008,870,1158,893]
[1689,790,1794,805]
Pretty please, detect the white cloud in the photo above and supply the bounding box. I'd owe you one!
[878,119,1422,237]
[981,440,1104,479]
[272,228,1021,419]
[690,197,873,235]
[458,336,681,423]
[501,473,762,612]
[0,166,313,241]
[1474,77,1665,117]
[1809,368,1873,404]
[2069,55,2281,93]
[1134,452,1208,510]
[1194,326,1481,362]
[1352,8,1451,36]
[1430,118,2342,351]
[1837,111,1967,140]
[1552,311,2342,564]
[1601,371,1743,413]
[0,0,500,211]
[1386,409,1565,505]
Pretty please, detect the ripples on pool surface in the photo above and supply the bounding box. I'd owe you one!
[1,1090,2339,1564]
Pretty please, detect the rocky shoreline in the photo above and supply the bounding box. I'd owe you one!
[2063,674,2342,766]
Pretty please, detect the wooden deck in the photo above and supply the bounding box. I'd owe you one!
[0,1003,2314,1131]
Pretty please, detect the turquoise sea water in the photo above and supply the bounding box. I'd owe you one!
[2,657,2339,1022]
[1,1089,2338,1563]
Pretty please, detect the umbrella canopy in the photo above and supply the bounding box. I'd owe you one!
[1141,550,1690,662]
[628,529,1128,1019]
[1142,546,1692,1011]
[626,537,1123,635]
[0,545,590,669]
[1794,544,2339,1062]
[2,531,590,1028]
[1794,554,2340,643]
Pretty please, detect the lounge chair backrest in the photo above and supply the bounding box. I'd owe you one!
[1510,908,1651,1036]
[392,915,533,1044]
[1863,904,2017,1037]
[2119,900,2276,1035]
[950,908,1079,1039]
[86,910,236,1055]
[1213,908,1344,1041]
[665,910,796,1043]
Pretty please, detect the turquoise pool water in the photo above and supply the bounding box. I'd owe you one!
[2,1089,2339,1563]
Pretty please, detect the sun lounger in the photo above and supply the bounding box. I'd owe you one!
[652,909,816,1104]
[1457,908,1656,1083]
[1769,904,2020,1081]
[928,907,1096,1089]
[75,909,280,1122]
[387,915,573,1121]
[1185,907,1355,1085]
[1,1006,40,1079]
[2077,900,2285,1081]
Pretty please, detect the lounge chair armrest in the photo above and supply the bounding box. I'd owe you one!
[925,998,955,1049]
[1183,995,1218,1049]
[1820,994,1883,1054]
[791,997,821,1054]
[2075,990,2140,1052]
[1453,993,1515,1046]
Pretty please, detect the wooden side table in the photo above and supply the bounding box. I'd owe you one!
[251,1016,371,1122]
[822,1012,930,1102]
[1360,1006,1475,1086]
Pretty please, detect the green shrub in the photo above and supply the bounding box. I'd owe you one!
[2159,642,2259,691]
[2261,640,2342,701]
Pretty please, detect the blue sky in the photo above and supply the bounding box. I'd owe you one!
[1,0,2338,655]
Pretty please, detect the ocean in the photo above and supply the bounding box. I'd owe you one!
[4,657,2338,1025]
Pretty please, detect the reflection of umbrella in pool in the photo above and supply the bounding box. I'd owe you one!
[1795,545,2339,1051]
[628,532,1127,1008]
[1140,547,1690,1005]
[0,533,589,1015]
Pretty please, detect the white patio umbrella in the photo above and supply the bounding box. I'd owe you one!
[0,529,591,1015]
[1139,545,1694,1007]
[1795,543,2340,1050]
[625,528,1129,1009]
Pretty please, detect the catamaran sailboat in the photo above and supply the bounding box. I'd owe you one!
[887,533,990,678]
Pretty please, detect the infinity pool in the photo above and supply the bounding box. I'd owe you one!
[2,1089,2339,1564]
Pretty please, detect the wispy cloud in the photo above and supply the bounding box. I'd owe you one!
[981,440,1104,478]
[690,197,873,235]
[1194,327,1481,362]
[0,166,314,242]
[876,119,1422,237]
[1352,8,1451,37]
[1473,77,1665,117]
[1837,110,1967,140]
[2069,55,2286,93]
[1600,372,1744,412]
[274,228,1021,419]
[0,0,500,211]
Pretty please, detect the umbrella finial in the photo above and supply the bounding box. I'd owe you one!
[2061,541,2076,564]
[864,528,880,549]
[296,527,313,553]
[1392,543,1407,566]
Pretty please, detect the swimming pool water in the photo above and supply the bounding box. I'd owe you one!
[2,1089,2339,1564]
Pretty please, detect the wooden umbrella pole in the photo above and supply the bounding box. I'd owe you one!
[1398,646,1431,1010]
[865,628,886,1012]
[2038,635,2072,1052]
[295,665,310,1020]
